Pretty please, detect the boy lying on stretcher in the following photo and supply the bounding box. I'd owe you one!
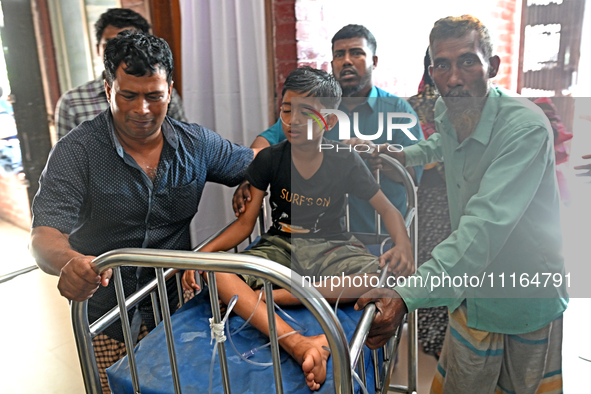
[182,66,414,390]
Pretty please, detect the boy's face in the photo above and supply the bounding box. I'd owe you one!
[280,90,330,146]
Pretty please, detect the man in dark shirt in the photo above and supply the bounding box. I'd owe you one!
[30,31,254,393]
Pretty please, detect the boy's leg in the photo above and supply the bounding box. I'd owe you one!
[430,304,503,394]
[214,270,330,390]
[496,315,563,394]
[214,237,331,390]
[239,234,292,289]
[292,236,380,301]
[315,236,380,276]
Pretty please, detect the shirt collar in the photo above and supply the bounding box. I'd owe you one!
[338,85,379,114]
[366,85,379,110]
[106,110,125,158]
[434,87,499,146]
[107,110,179,159]
[161,118,179,149]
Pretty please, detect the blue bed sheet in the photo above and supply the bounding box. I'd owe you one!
[107,290,377,393]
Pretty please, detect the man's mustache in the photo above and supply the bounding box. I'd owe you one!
[445,88,472,98]
[339,67,358,77]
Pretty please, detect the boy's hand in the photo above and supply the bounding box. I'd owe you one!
[181,270,201,292]
[379,242,414,277]
[232,181,252,217]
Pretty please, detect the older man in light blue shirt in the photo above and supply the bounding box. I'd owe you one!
[357,15,567,394]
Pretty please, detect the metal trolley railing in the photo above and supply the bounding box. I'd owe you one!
[71,154,419,394]
[346,154,419,394]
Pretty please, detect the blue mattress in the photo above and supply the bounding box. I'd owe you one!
[107,290,377,393]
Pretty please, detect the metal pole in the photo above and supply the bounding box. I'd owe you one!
[0,265,38,284]
[357,349,366,388]
[407,310,418,393]
[175,271,184,307]
[193,221,236,252]
[74,250,353,394]
[89,268,176,337]
[381,324,403,393]
[264,280,284,394]
[379,154,419,393]
[206,271,232,394]
[408,190,418,393]
[156,267,182,394]
[150,291,162,326]
[346,193,351,232]
[372,349,380,391]
[113,267,141,393]
[349,267,389,369]
[375,169,381,244]
[71,300,102,394]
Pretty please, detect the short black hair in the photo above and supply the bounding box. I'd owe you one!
[282,66,342,109]
[429,15,494,61]
[104,31,173,86]
[94,8,151,44]
[331,24,377,56]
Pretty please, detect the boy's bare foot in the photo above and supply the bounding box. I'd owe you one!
[286,334,330,391]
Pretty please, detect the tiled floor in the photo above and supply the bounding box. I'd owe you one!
[0,171,590,393]
[0,221,85,393]
[0,219,35,276]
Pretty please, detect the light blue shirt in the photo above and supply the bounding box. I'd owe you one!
[396,87,568,334]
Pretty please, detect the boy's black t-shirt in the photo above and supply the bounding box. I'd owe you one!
[245,139,380,239]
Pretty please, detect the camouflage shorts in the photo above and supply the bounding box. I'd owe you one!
[239,233,379,289]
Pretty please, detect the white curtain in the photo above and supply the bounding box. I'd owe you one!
[180,0,269,245]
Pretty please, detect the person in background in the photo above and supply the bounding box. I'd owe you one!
[235,24,424,233]
[532,97,573,203]
[0,85,20,173]
[574,154,591,178]
[356,15,568,393]
[54,7,187,139]
[406,49,449,359]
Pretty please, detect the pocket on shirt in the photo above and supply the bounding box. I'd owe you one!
[155,179,201,222]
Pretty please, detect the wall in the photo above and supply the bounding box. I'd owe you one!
[273,0,298,109]
[491,0,520,90]
[0,173,30,230]
[119,0,151,21]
